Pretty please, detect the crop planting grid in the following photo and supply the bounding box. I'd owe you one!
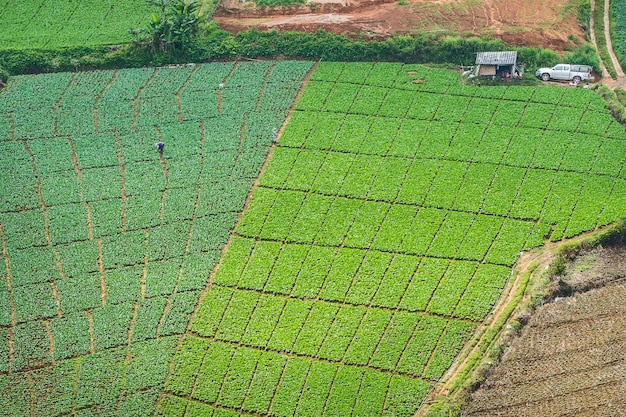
[0,0,156,49]
[157,62,626,417]
[0,60,313,416]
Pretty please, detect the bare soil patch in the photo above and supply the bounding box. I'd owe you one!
[463,245,626,417]
[215,0,584,51]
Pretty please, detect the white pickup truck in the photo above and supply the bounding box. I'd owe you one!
[535,64,594,82]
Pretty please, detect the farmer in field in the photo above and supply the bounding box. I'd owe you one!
[156,141,164,153]
[272,128,278,143]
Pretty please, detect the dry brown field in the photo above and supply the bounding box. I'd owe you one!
[464,245,626,416]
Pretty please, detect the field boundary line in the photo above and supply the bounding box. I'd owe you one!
[175,64,200,123]
[43,319,55,367]
[93,70,118,133]
[25,369,35,417]
[131,68,158,132]
[22,140,64,321]
[53,73,77,137]
[254,63,276,113]
[209,280,480,325]
[140,229,149,301]
[0,223,16,328]
[117,300,140,413]
[96,238,105,306]
[85,310,96,354]
[67,136,95,241]
[218,61,240,116]
[8,111,15,140]
[263,344,291,415]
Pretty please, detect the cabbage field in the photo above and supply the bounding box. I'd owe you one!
[2,60,626,417]
[0,0,155,49]
[0,60,313,416]
[158,62,626,417]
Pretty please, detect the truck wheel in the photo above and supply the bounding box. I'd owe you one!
[573,76,581,83]
[541,73,550,81]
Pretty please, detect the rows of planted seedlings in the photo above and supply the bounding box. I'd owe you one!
[161,62,626,417]
[0,60,313,415]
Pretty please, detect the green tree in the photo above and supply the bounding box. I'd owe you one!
[131,0,200,53]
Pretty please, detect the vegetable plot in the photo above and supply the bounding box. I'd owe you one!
[0,60,312,415]
[0,0,156,49]
[163,62,626,417]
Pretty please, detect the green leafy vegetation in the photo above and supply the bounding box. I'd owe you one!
[0,60,312,414]
[164,62,626,417]
[0,0,157,49]
[611,0,626,70]
[3,59,626,416]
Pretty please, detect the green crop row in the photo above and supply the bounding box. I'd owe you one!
[170,63,626,417]
[614,0,626,68]
[0,0,155,49]
[274,120,625,177]
[189,282,479,377]
[237,188,543,265]
[162,336,431,417]
[2,61,311,141]
[0,60,313,413]
[2,337,177,417]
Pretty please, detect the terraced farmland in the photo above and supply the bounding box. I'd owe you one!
[2,60,626,417]
[159,62,626,416]
[0,60,313,416]
[0,0,155,49]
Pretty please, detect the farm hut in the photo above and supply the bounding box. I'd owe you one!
[474,51,520,78]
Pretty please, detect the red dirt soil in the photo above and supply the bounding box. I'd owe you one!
[214,0,585,51]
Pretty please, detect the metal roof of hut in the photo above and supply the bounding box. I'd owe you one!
[475,51,517,66]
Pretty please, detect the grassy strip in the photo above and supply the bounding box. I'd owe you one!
[557,217,626,257]
[609,0,626,69]
[595,84,626,124]
[594,0,618,78]
[0,27,598,78]
[609,0,626,71]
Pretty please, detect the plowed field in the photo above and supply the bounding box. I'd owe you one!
[465,246,626,417]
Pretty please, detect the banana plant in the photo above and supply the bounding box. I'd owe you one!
[130,0,200,53]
